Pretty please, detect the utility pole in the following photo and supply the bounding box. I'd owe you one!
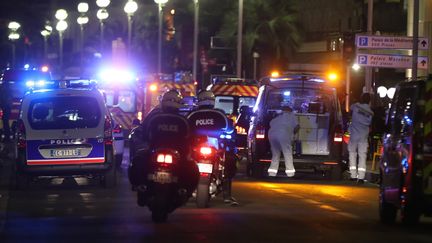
[236,0,243,78]
[365,0,373,93]
[412,0,419,80]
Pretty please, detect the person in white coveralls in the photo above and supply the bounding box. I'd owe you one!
[348,93,374,184]
[267,104,299,177]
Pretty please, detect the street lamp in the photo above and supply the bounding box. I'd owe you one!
[193,0,199,82]
[40,30,51,61]
[77,2,89,74]
[124,0,138,58]
[55,9,68,72]
[253,52,260,80]
[154,0,169,73]
[96,0,110,54]
[8,21,21,68]
[236,0,243,78]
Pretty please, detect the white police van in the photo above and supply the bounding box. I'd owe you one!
[14,80,117,189]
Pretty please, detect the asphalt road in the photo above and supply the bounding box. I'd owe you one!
[0,151,431,243]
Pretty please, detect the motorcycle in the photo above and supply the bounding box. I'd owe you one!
[134,146,194,223]
[192,133,232,208]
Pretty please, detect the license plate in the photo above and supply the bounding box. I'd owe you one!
[197,163,213,174]
[49,149,81,158]
[152,172,174,184]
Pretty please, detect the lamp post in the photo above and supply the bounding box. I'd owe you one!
[253,52,259,80]
[236,0,243,78]
[124,0,138,58]
[193,0,199,82]
[40,30,51,61]
[55,9,68,73]
[8,21,21,68]
[154,0,168,74]
[96,0,110,54]
[77,2,89,74]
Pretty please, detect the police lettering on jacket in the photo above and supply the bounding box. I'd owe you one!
[157,124,179,132]
[195,119,214,126]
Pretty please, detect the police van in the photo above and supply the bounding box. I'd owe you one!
[14,80,117,189]
[246,73,345,179]
[379,78,432,225]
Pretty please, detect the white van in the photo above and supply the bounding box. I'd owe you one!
[14,81,117,188]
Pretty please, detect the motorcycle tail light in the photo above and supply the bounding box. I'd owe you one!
[112,124,122,134]
[200,146,212,155]
[197,163,213,174]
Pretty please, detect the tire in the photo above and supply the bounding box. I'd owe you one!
[103,164,117,188]
[401,200,421,225]
[151,210,168,223]
[15,171,30,190]
[115,154,123,169]
[379,191,397,224]
[196,177,210,208]
[330,164,342,180]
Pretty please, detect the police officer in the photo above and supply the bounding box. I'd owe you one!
[128,89,199,206]
[187,90,239,206]
[268,104,299,177]
[348,93,374,184]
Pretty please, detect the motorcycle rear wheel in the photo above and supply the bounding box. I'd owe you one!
[196,178,210,208]
[151,210,168,223]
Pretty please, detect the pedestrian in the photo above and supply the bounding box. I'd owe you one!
[348,93,374,184]
[267,104,300,177]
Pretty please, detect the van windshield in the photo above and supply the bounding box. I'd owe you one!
[265,88,334,114]
[28,97,101,130]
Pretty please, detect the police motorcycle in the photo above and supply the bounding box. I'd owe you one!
[128,90,199,223]
[187,91,235,208]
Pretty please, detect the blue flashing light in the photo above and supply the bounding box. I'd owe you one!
[401,157,409,173]
[99,69,135,84]
[283,91,291,96]
[225,134,232,140]
[26,80,35,87]
[24,64,30,69]
[37,80,46,86]
[220,134,226,139]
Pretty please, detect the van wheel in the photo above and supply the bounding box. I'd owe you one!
[103,164,117,188]
[330,164,342,180]
[401,202,421,225]
[379,190,397,224]
[15,172,30,190]
[115,154,123,169]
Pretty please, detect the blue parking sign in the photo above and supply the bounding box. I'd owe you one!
[358,55,368,65]
[358,37,368,46]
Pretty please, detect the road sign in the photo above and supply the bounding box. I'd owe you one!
[356,54,428,69]
[356,35,429,50]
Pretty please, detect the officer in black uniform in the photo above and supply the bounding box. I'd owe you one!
[128,89,199,206]
[187,90,239,206]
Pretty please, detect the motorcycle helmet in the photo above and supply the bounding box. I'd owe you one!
[161,89,183,112]
[197,90,215,108]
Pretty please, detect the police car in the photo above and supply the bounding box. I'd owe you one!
[247,73,345,179]
[13,80,117,189]
[379,78,432,225]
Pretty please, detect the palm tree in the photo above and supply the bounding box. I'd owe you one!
[217,0,301,77]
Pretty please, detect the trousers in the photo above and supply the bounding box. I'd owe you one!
[348,138,368,179]
[268,134,295,176]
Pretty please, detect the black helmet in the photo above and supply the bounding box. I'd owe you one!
[197,90,215,108]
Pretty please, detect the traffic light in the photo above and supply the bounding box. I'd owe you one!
[343,32,355,63]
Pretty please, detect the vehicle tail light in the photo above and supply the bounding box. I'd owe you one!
[112,124,122,134]
[200,146,213,156]
[256,125,265,139]
[334,125,343,143]
[17,119,26,148]
[236,125,247,135]
[104,116,113,145]
[156,153,174,164]
[0,109,3,119]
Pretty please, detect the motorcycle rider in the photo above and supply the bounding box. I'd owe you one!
[187,90,239,206]
[128,89,199,206]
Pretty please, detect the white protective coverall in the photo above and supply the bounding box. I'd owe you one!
[267,111,299,177]
[348,102,373,180]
